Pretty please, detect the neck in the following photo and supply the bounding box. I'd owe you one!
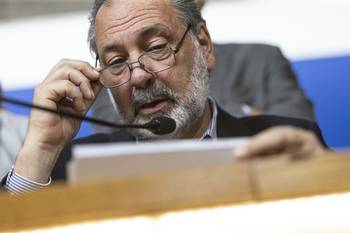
[183,100,212,139]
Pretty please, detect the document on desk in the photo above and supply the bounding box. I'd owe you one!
[68,138,247,184]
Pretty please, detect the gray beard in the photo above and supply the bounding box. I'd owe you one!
[117,39,210,140]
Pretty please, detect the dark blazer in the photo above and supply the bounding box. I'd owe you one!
[51,106,326,181]
[91,43,315,134]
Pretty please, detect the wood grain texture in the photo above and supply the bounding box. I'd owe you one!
[254,154,350,200]
[0,153,349,232]
[0,162,252,231]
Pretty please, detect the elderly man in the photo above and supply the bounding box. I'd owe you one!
[91,0,315,134]
[3,0,327,192]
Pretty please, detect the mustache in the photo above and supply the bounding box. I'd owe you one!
[132,81,178,113]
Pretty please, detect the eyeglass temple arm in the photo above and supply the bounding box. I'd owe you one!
[94,56,109,72]
[95,56,99,68]
[174,24,192,53]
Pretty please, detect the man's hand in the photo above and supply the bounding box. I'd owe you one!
[14,59,102,183]
[233,126,328,160]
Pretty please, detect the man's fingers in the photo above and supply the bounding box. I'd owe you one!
[46,80,87,112]
[66,69,95,100]
[46,59,100,83]
[91,80,104,98]
[64,59,100,80]
[248,127,302,157]
[233,126,323,159]
[39,59,104,112]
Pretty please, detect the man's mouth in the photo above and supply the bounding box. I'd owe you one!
[137,99,171,116]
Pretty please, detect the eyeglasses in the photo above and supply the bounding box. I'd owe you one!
[95,25,191,88]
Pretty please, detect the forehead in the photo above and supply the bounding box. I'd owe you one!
[95,0,182,40]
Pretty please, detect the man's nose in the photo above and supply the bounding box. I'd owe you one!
[129,61,155,89]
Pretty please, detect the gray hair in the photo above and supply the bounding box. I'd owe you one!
[87,0,204,57]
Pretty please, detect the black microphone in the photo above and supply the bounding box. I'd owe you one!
[0,95,176,135]
[143,116,176,135]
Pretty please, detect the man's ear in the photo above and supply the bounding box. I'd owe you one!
[195,22,215,71]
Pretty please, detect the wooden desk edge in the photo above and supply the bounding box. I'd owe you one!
[0,153,349,232]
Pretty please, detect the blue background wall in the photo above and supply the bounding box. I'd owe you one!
[292,55,350,148]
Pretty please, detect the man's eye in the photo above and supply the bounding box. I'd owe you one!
[148,44,167,53]
[108,58,126,67]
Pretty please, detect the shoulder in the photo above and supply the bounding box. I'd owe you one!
[213,43,281,56]
[211,43,284,75]
[0,110,28,135]
[240,115,316,131]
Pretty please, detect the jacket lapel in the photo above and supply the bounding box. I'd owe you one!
[216,106,253,138]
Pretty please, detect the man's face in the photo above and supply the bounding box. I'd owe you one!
[95,0,213,139]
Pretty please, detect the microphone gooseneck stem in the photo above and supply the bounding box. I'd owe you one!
[0,96,148,130]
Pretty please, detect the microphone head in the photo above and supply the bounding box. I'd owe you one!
[144,117,176,135]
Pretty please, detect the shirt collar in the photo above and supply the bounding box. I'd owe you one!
[200,96,218,140]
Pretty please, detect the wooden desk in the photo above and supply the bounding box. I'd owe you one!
[1,153,350,232]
